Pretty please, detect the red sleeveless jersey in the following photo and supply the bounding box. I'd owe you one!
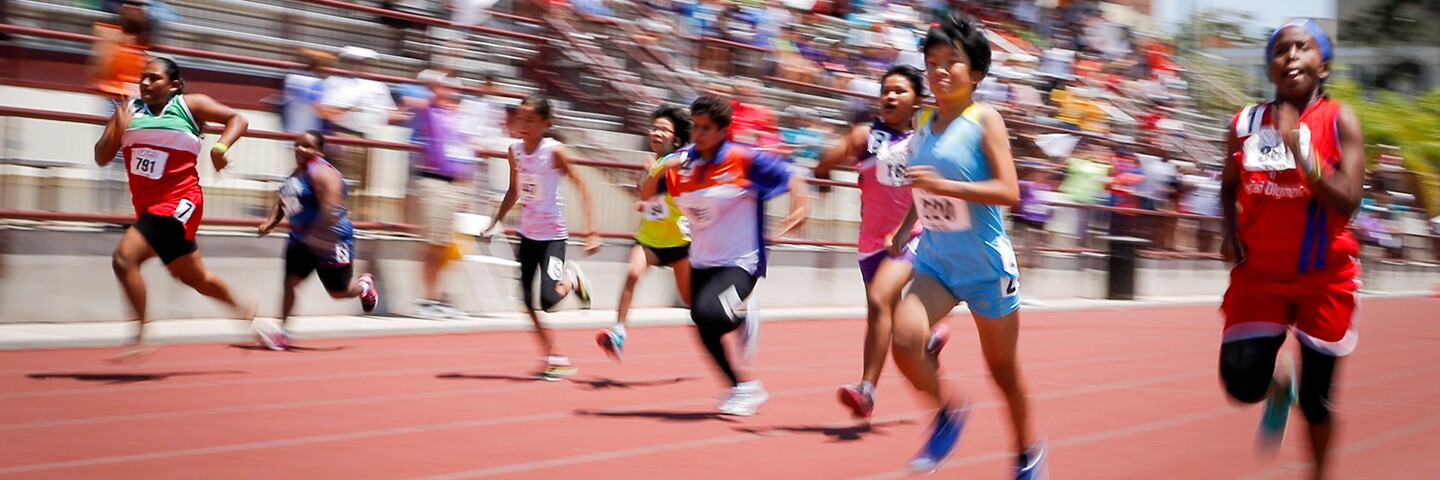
[1229,98,1357,274]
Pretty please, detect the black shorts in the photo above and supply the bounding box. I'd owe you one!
[133,213,197,265]
[285,243,354,293]
[516,236,568,312]
[643,244,690,267]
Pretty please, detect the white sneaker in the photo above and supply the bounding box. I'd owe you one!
[413,300,447,320]
[435,302,468,319]
[718,380,769,416]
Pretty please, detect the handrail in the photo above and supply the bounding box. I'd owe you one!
[0,24,527,100]
[291,0,545,43]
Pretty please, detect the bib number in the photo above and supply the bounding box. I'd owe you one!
[517,173,541,204]
[641,198,670,221]
[172,199,196,225]
[915,191,970,232]
[333,242,352,265]
[675,195,717,230]
[130,147,169,180]
[875,138,911,187]
[1241,126,1310,172]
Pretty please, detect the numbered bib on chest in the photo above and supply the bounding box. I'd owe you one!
[641,197,670,221]
[674,194,717,230]
[915,191,971,232]
[517,173,541,204]
[130,147,169,180]
[875,138,912,187]
[279,179,304,218]
[1241,125,1309,172]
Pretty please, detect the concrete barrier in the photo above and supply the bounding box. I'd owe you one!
[2,229,1435,323]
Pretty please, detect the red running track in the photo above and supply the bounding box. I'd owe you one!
[1,298,1437,478]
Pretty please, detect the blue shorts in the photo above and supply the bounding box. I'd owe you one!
[913,261,1021,319]
[857,237,919,285]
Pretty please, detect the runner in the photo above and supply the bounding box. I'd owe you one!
[93,57,259,362]
[485,94,601,381]
[256,130,378,350]
[637,95,810,416]
[889,14,1046,476]
[814,64,926,421]
[597,105,694,361]
[1219,20,1364,479]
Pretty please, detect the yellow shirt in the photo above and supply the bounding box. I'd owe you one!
[634,153,691,249]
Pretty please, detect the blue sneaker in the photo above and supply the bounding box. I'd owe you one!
[597,328,625,362]
[1016,440,1049,480]
[1257,356,1297,456]
[907,405,968,475]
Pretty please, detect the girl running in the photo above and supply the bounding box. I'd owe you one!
[93,57,259,362]
[257,130,379,350]
[597,106,694,361]
[816,64,926,421]
[889,14,1045,477]
[1219,20,1364,479]
[486,94,601,381]
[637,95,810,416]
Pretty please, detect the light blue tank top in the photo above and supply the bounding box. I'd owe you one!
[908,104,1018,283]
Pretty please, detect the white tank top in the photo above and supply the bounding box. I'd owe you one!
[513,138,568,240]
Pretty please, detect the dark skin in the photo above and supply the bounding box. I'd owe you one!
[1220,26,1366,265]
[92,59,252,363]
[1219,26,1364,480]
[259,132,366,327]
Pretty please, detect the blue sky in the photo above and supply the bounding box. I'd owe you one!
[1150,0,1336,35]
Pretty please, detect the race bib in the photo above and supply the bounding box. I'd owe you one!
[1241,125,1309,172]
[675,194,717,230]
[333,242,352,265]
[279,179,303,218]
[172,198,197,225]
[914,191,970,232]
[517,173,541,204]
[875,139,912,187]
[640,197,670,221]
[130,147,168,180]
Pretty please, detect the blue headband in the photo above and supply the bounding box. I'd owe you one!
[1265,19,1332,63]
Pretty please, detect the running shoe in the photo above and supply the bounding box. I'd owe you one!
[908,404,968,476]
[837,383,876,420]
[566,261,593,309]
[256,324,289,352]
[927,323,951,364]
[357,273,378,313]
[597,327,626,361]
[413,299,446,320]
[537,363,578,382]
[1016,439,1049,480]
[1257,355,1297,456]
[718,380,769,416]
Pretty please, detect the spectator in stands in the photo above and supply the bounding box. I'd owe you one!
[88,0,152,215]
[89,0,152,101]
[1058,143,1111,244]
[772,25,822,85]
[1138,153,1178,248]
[779,105,829,168]
[319,46,408,190]
[1178,162,1222,252]
[729,79,780,148]
[439,0,499,61]
[280,49,333,134]
[407,76,483,318]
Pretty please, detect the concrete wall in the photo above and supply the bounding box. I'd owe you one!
[3,229,1436,323]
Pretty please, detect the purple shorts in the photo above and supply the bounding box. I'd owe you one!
[858,237,919,285]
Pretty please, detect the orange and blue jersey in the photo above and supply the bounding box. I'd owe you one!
[659,141,794,276]
[1230,98,1359,275]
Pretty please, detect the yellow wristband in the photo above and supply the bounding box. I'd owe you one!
[212,143,229,154]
